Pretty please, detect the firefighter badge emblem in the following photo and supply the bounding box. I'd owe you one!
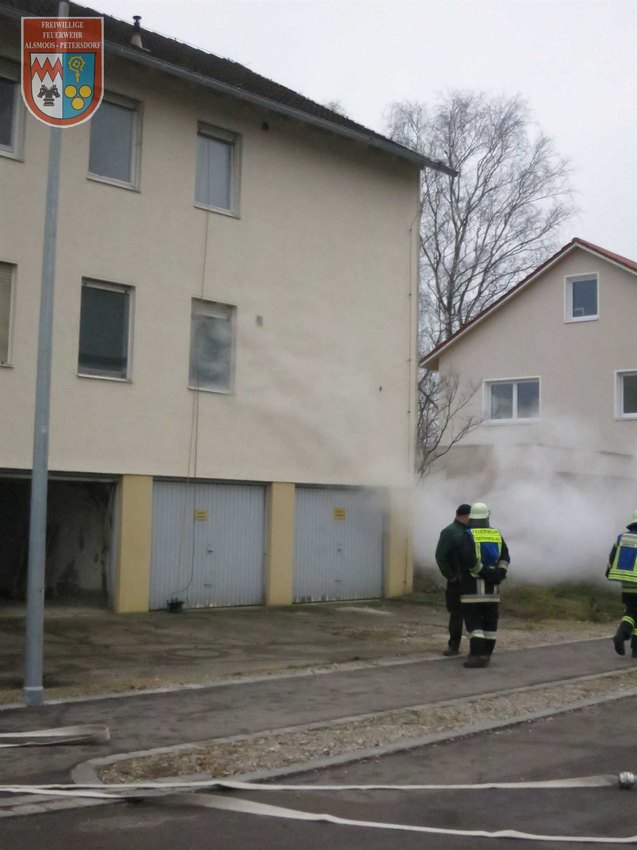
[21,17,104,127]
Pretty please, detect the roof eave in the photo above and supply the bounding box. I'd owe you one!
[421,239,637,369]
[0,0,456,173]
[105,42,456,175]
[422,355,439,371]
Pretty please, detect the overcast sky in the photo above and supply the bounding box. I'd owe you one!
[93,0,637,259]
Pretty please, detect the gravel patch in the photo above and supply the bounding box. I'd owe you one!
[98,667,637,785]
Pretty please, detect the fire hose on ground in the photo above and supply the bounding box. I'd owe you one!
[1,725,636,843]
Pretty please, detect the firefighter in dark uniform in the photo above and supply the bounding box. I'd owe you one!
[456,502,510,668]
[606,509,637,658]
[435,504,471,656]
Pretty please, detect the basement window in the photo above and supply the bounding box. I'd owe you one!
[486,378,539,422]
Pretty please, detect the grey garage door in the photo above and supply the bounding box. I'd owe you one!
[294,486,385,602]
[150,480,266,610]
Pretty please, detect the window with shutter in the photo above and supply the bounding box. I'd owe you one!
[0,262,14,365]
[0,60,24,159]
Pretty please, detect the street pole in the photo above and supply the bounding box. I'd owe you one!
[23,0,68,707]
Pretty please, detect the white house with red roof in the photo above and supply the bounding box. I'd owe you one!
[421,238,637,487]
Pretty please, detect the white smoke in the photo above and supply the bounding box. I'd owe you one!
[413,422,637,584]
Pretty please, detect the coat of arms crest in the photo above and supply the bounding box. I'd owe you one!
[21,17,104,127]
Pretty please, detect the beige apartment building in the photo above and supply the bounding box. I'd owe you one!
[0,0,452,611]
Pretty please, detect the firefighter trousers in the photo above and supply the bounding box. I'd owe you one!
[462,601,499,658]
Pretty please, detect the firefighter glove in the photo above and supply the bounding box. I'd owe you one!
[495,559,509,583]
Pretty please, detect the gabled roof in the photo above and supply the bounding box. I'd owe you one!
[0,0,456,175]
[421,237,637,370]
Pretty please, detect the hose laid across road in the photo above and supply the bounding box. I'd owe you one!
[1,774,635,793]
[1,726,636,843]
[0,725,110,748]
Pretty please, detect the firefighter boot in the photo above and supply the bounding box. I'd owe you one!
[464,655,489,668]
[443,644,460,657]
[464,638,488,668]
[613,622,631,656]
[482,638,496,666]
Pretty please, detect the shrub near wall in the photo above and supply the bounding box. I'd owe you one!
[502,582,622,622]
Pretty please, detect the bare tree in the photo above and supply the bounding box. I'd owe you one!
[386,92,574,473]
[387,92,575,349]
[417,370,481,476]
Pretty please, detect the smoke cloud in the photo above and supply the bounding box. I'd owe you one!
[413,423,637,584]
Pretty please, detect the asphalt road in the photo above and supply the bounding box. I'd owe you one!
[0,639,627,787]
[3,694,636,849]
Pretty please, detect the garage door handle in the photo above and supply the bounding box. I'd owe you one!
[207,547,214,553]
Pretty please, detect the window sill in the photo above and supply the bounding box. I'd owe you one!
[194,202,240,219]
[564,315,598,324]
[87,173,139,192]
[0,149,23,162]
[188,384,234,395]
[77,372,132,383]
[484,418,540,425]
[615,414,637,421]
[0,362,13,368]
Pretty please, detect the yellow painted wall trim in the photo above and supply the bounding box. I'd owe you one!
[114,475,153,613]
[384,487,414,598]
[265,482,295,606]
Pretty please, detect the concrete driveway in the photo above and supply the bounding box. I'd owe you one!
[0,597,613,707]
[0,597,471,705]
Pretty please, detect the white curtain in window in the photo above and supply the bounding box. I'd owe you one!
[196,133,232,210]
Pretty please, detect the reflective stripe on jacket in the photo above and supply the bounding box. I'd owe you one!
[461,578,502,604]
[607,532,637,586]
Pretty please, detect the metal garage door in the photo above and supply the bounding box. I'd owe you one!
[150,481,266,610]
[294,487,385,602]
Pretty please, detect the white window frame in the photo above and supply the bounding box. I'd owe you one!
[615,370,637,420]
[0,261,16,367]
[77,278,134,381]
[194,123,241,217]
[484,377,541,423]
[88,92,142,190]
[564,272,599,323]
[188,298,236,394]
[0,59,25,160]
